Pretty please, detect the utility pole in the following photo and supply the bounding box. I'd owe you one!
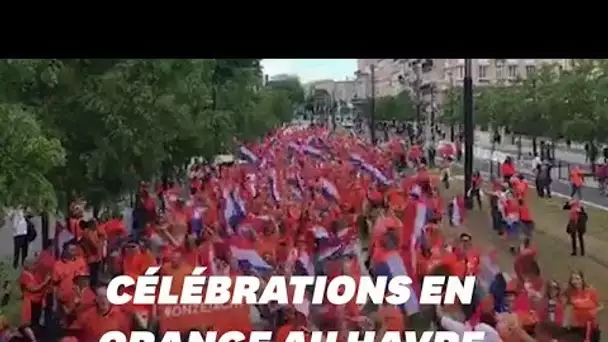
[331,87,337,131]
[414,62,422,135]
[430,87,436,139]
[531,78,537,157]
[448,72,455,142]
[369,64,377,145]
[463,59,474,209]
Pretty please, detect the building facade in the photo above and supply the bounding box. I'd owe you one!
[269,73,300,82]
[355,59,573,99]
[308,79,357,104]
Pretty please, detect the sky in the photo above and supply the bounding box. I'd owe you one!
[261,59,357,83]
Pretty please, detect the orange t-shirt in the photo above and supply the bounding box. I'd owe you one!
[570,168,584,187]
[81,228,104,263]
[183,248,199,267]
[57,286,96,330]
[52,258,88,290]
[20,270,46,325]
[104,219,126,240]
[569,287,599,327]
[20,271,45,303]
[77,306,130,341]
[161,263,195,296]
[122,250,157,279]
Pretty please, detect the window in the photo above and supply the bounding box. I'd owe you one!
[508,65,518,78]
[478,65,488,80]
[495,66,503,80]
[525,65,536,76]
[457,66,464,79]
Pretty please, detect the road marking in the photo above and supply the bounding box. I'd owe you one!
[453,174,608,212]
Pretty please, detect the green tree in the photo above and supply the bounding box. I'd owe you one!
[0,59,289,214]
[266,78,305,106]
[441,86,463,126]
[395,91,417,121]
[0,104,65,210]
[375,92,416,122]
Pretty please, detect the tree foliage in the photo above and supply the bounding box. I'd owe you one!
[375,90,416,121]
[0,59,298,212]
[441,59,608,144]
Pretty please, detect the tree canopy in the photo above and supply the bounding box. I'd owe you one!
[0,59,303,213]
[441,59,608,145]
[375,90,416,122]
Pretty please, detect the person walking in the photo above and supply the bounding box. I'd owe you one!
[565,271,602,342]
[470,170,482,209]
[569,165,585,199]
[501,156,516,184]
[563,199,588,256]
[10,207,29,269]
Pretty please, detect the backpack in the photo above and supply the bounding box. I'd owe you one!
[26,218,37,243]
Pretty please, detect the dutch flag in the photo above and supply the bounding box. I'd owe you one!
[223,189,246,232]
[239,146,259,164]
[320,178,340,202]
[448,197,464,227]
[303,145,323,158]
[361,162,391,186]
[374,252,420,315]
[230,245,273,275]
[268,169,281,203]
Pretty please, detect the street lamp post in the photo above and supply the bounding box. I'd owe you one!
[463,59,474,209]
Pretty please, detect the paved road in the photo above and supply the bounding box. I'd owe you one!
[470,151,608,208]
[476,130,589,166]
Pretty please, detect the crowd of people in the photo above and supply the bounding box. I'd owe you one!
[1,124,603,342]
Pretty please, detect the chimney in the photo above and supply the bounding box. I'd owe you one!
[264,74,269,85]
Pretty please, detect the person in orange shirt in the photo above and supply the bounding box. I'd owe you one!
[67,203,84,241]
[19,258,50,340]
[102,216,127,250]
[565,271,602,342]
[57,273,96,337]
[79,220,106,287]
[75,286,131,342]
[514,174,528,200]
[518,199,534,239]
[52,242,88,292]
[501,156,516,184]
[161,249,195,296]
[569,165,585,199]
[182,234,200,267]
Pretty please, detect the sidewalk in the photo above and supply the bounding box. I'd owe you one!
[475,131,588,165]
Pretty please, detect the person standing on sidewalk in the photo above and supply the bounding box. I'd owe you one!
[10,207,29,269]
